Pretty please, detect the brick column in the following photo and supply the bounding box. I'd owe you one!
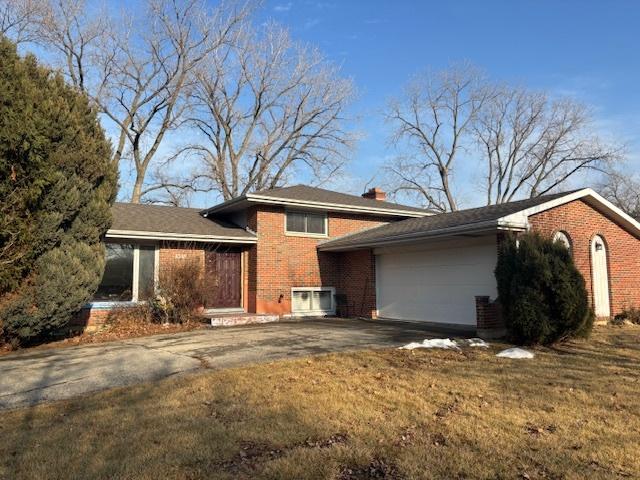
[475,295,506,339]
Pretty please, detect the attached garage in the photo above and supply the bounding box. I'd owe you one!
[375,236,498,327]
[319,188,640,335]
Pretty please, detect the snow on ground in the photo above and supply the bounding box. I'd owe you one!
[399,338,491,350]
[463,338,490,348]
[496,347,535,359]
[399,338,460,350]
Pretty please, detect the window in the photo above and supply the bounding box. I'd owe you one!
[285,211,327,236]
[93,243,156,302]
[553,231,572,252]
[137,245,156,300]
[291,287,335,315]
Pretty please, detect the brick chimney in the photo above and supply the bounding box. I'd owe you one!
[362,187,386,201]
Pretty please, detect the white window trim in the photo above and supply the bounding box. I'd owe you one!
[553,231,572,251]
[89,244,159,307]
[291,286,336,316]
[284,210,329,238]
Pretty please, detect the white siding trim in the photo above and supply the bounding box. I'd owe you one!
[106,230,257,244]
[500,188,640,237]
[132,246,140,302]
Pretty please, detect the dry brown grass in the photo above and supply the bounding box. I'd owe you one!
[1,325,639,479]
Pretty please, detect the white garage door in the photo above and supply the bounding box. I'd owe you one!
[375,236,498,326]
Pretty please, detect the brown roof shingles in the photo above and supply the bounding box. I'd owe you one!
[110,203,255,239]
[201,185,431,216]
[253,185,430,214]
[318,190,580,250]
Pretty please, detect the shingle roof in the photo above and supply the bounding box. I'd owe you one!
[110,203,256,239]
[254,185,429,213]
[202,184,430,217]
[319,190,582,250]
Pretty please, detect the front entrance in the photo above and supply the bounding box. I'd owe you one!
[205,249,242,309]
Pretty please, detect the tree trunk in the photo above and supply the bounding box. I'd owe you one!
[130,174,144,203]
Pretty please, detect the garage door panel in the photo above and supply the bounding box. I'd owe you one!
[376,237,498,326]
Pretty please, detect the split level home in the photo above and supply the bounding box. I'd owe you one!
[78,184,640,337]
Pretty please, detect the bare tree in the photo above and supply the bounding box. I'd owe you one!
[0,0,46,44]
[385,64,620,211]
[36,0,107,93]
[599,170,640,219]
[476,86,620,204]
[384,64,491,212]
[32,0,249,202]
[159,22,355,201]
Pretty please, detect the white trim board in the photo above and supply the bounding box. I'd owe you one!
[319,188,640,252]
[500,188,640,238]
[106,229,257,244]
[203,194,431,218]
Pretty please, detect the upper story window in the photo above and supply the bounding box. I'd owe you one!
[93,243,156,302]
[285,211,327,236]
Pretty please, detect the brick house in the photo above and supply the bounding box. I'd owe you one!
[82,185,640,336]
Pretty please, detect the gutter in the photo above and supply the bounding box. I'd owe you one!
[317,219,527,252]
[106,229,257,244]
[200,193,429,218]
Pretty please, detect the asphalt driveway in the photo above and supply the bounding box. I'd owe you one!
[0,318,441,410]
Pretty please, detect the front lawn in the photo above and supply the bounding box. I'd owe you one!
[1,326,639,479]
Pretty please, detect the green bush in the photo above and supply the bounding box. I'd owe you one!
[495,232,593,345]
[0,38,117,344]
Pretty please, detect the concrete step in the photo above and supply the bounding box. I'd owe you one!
[206,314,280,327]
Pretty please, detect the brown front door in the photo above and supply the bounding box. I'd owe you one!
[204,249,242,309]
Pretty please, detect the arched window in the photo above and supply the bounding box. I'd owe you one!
[553,231,572,251]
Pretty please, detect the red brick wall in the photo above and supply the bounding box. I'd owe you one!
[335,249,377,318]
[158,242,205,279]
[71,307,113,329]
[249,205,389,315]
[529,199,640,316]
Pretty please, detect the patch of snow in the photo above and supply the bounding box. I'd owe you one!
[496,347,535,359]
[463,338,489,348]
[399,338,459,350]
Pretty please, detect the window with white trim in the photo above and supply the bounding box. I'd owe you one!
[553,231,572,252]
[93,243,156,302]
[291,287,335,315]
[285,211,327,236]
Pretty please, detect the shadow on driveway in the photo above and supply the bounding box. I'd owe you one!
[0,318,449,410]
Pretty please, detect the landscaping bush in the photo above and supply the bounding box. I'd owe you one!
[612,307,640,326]
[495,232,593,345]
[0,38,117,345]
[149,258,206,324]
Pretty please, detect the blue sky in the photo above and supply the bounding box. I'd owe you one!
[248,0,640,207]
[21,0,636,207]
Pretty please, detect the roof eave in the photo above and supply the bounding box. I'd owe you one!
[106,229,257,244]
[200,195,249,216]
[318,219,527,252]
[201,193,429,218]
[500,188,640,238]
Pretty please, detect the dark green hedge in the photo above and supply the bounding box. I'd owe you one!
[0,37,117,344]
[495,232,593,345]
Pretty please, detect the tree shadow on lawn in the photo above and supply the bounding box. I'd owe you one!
[1,329,639,479]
